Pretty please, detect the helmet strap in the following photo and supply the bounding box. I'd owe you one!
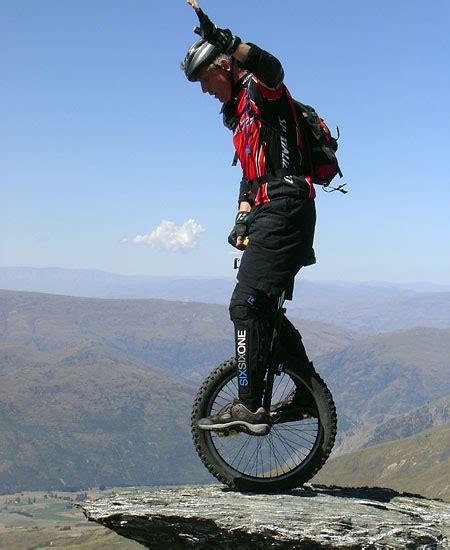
[211,59,236,90]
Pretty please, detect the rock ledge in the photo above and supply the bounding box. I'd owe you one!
[78,484,450,549]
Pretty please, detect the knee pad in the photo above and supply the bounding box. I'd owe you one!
[229,283,277,323]
[229,284,278,404]
[229,284,277,354]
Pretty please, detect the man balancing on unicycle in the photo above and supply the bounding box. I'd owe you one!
[182,1,319,435]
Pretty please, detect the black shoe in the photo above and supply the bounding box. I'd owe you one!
[197,400,270,435]
[270,389,318,422]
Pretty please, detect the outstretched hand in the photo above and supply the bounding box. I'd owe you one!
[186,0,240,54]
[187,0,203,34]
[186,0,213,39]
[187,0,201,12]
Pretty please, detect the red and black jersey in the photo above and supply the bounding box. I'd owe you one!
[223,46,316,206]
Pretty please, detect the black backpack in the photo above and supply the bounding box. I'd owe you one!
[293,101,343,187]
[284,85,345,192]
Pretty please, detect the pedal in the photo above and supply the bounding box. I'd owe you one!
[269,409,314,423]
[216,428,240,437]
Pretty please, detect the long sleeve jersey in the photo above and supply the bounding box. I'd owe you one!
[222,44,315,206]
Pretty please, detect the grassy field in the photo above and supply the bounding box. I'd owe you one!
[0,489,142,549]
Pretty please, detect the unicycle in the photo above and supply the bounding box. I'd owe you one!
[191,292,337,493]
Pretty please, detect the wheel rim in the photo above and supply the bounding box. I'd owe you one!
[206,370,321,480]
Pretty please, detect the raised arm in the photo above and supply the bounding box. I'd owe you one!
[187,0,284,88]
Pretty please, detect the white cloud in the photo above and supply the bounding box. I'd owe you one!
[121,219,205,252]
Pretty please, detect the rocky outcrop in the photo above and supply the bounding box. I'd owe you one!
[78,484,450,549]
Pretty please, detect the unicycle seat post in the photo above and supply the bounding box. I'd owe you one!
[262,292,286,412]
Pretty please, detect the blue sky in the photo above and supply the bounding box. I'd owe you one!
[2,0,450,283]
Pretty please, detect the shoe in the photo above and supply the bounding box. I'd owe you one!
[197,400,270,435]
[270,388,318,422]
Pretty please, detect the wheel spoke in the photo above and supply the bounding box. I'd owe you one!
[274,423,318,445]
[229,435,253,471]
[273,373,292,403]
[270,432,310,464]
[266,433,288,475]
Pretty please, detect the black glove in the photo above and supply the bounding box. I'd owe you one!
[228,211,250,247]
[194,9,241,54]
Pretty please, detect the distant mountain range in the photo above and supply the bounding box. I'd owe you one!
[317,327,450,424]
[0,289,449,495]
[0,289,357,384]
[1,266,450,332]
[334,393,450,455]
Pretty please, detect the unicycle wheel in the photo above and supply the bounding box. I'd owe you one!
[191,357,337,492]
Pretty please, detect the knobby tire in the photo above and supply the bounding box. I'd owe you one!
[191,357,337,492]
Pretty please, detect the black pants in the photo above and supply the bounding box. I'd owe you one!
[237,196,316,299]
[229,283,312,410]
[229,196,316,410]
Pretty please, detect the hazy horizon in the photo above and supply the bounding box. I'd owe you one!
[1,263,450,289]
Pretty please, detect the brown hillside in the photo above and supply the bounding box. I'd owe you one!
[314,424,450,501]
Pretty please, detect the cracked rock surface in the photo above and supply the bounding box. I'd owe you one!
[78,484,450,549]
